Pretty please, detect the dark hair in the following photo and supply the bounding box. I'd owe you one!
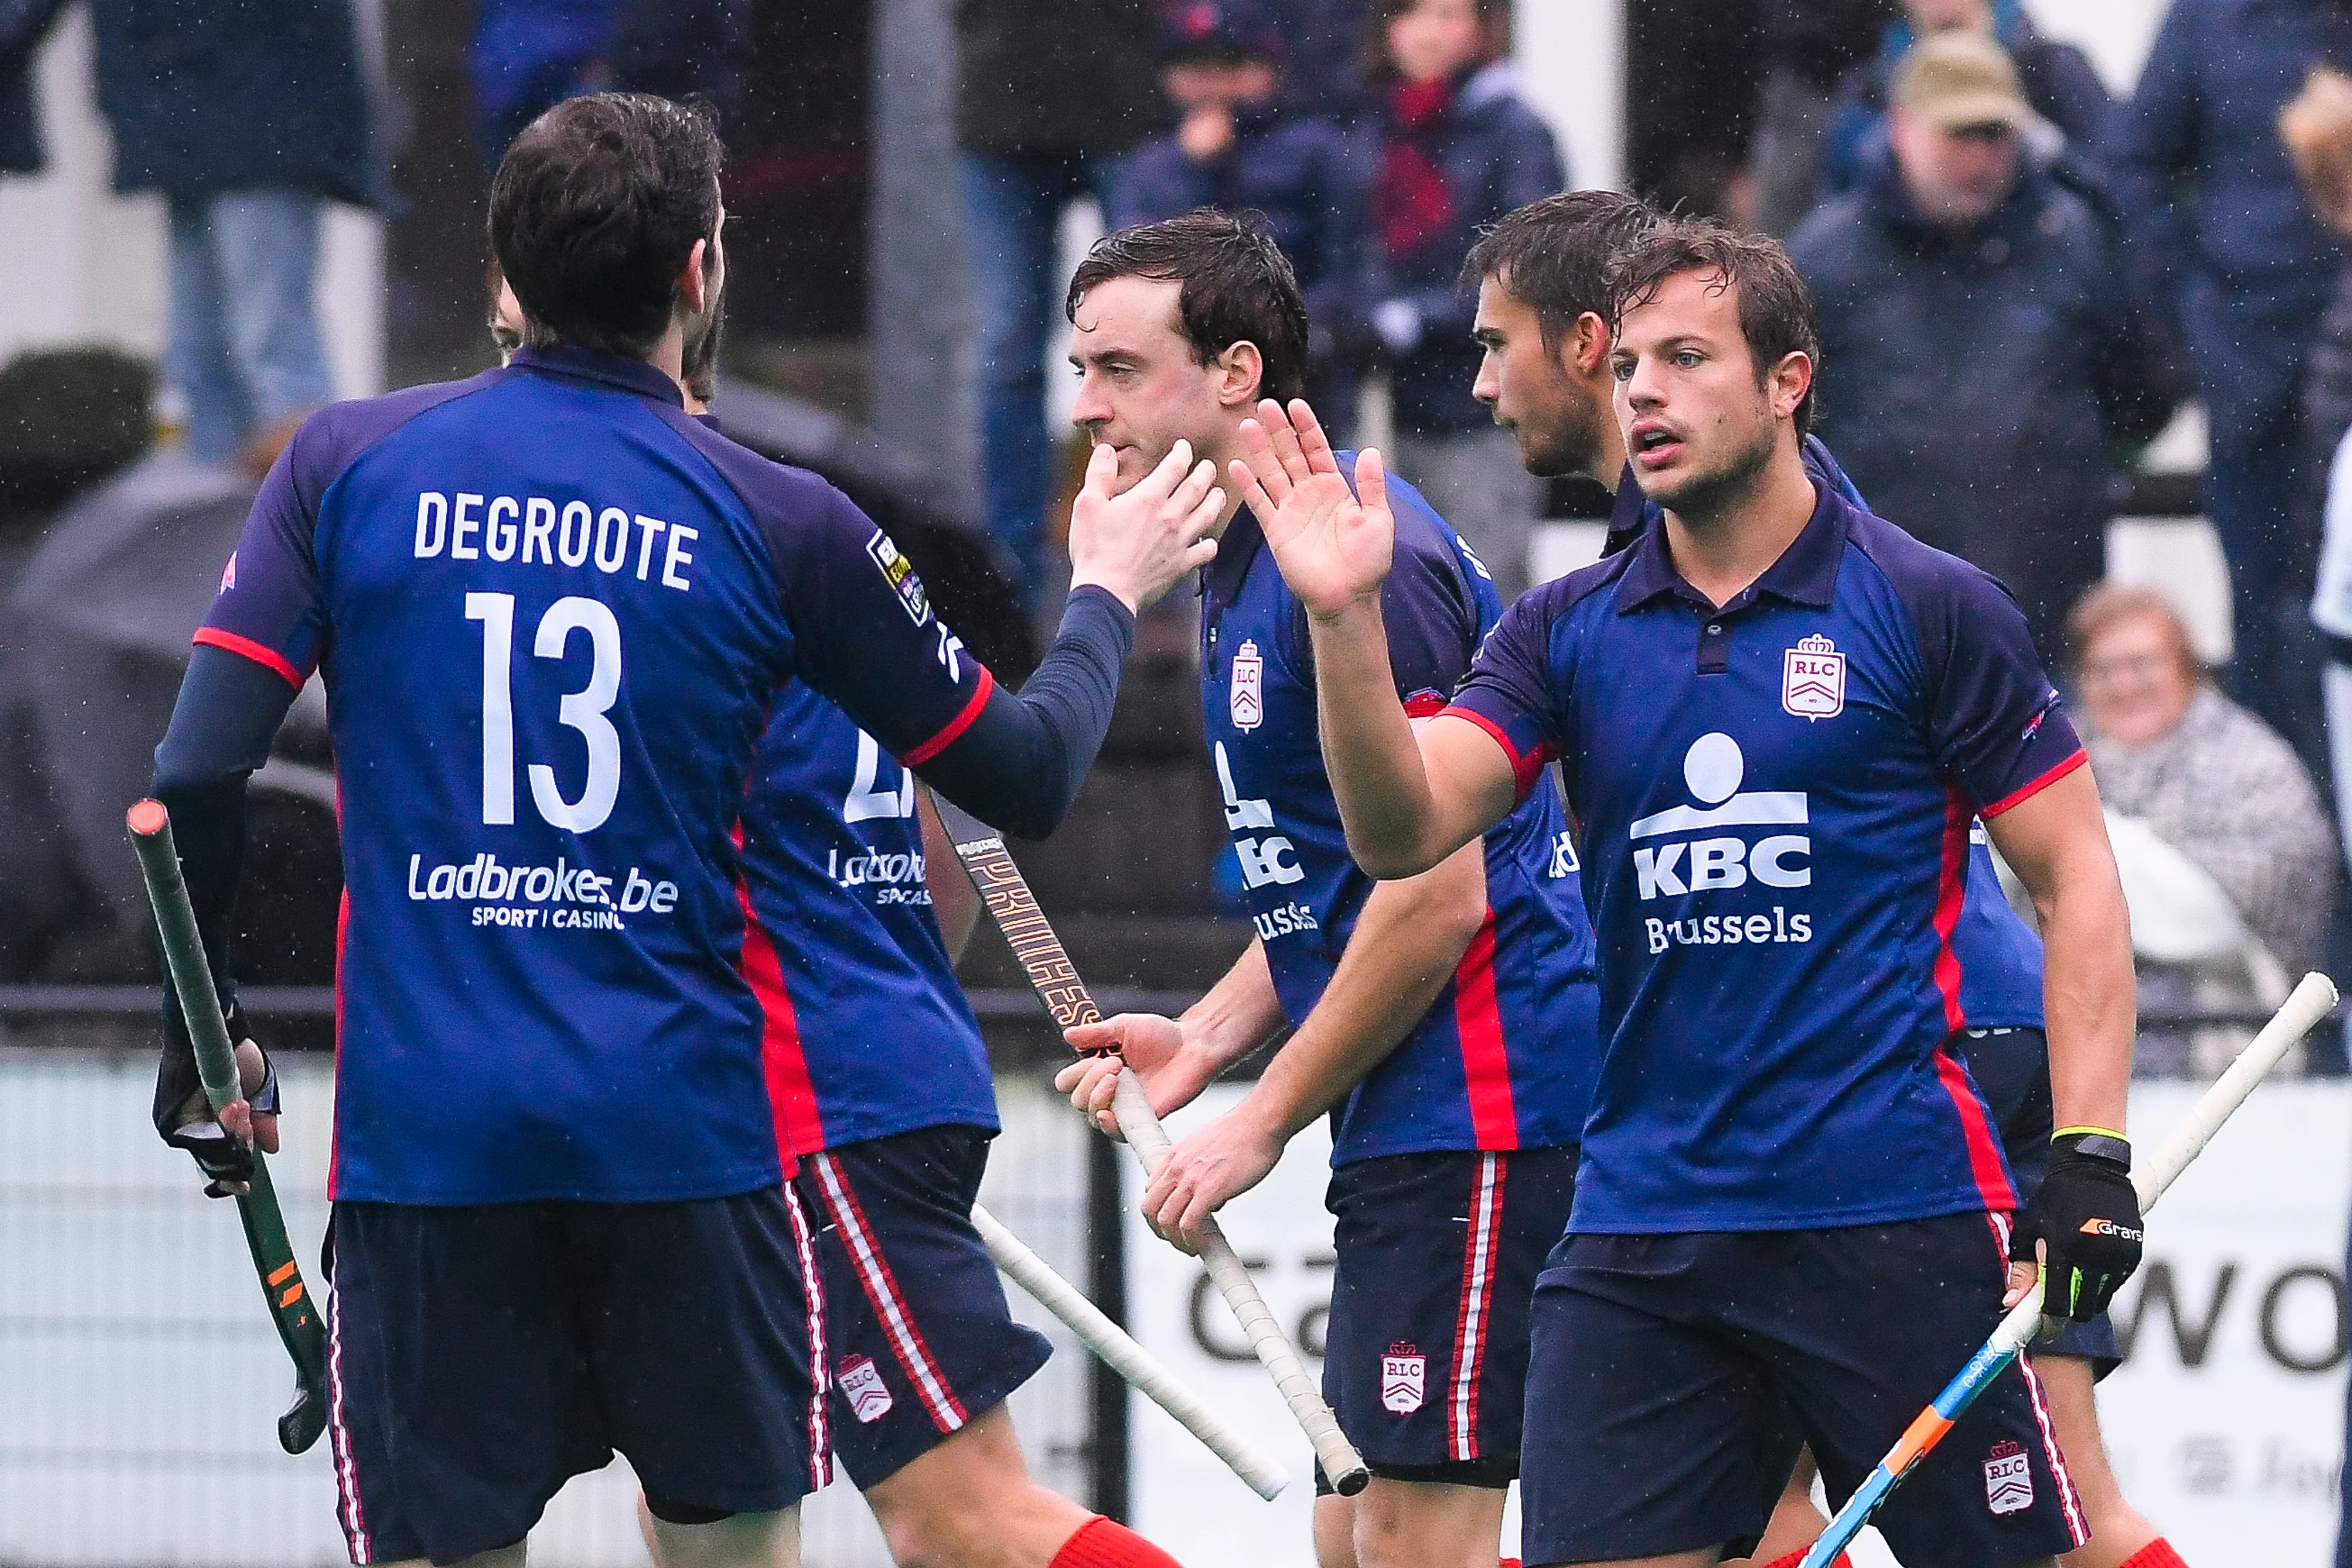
[1604,219,1821,435]
[1460,190,1658,354]
[489,93,725,359]
[1065,210,1311,404]
[1361,0,1505,83]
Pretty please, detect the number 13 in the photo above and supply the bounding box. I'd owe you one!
[466,592,623,832]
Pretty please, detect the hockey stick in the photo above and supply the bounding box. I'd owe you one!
[971,1200,1291,1498]
[1797,970,2339,1568]
[932,796,1372,1494]
[128,799,331,1456]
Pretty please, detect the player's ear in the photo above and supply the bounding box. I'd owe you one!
[1767,349,1812,423]
[1217,341,1266,408]
[1569,311,1611,377]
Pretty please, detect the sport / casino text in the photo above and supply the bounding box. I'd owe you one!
[413,490,698,591]
[1645,907,1813,954]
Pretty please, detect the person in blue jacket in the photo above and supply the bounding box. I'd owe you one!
[1358,0,1564,602]
[1108,0,1368,435]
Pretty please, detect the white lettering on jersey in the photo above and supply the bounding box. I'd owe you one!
[414,490,696,589]
[934,623,966,681]
[1214,741,1304,889]
[1549,830,1579,878]
[1631,733,1811,903]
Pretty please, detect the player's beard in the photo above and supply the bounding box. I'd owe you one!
[1512,368,1606,479]
[1638,403,1776,532]
[681,284,726,406]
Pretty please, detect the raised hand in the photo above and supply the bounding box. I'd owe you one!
[1056,1011,1222,1138]
[1068,438,1223,614]
[1229,399,1395,621]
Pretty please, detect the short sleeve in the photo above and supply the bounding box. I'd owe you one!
[195,437,329,689]
[763,480,997,767]
[1377,492,1482,707]
[1444,589,1567,801]
[1917,566,2085,817]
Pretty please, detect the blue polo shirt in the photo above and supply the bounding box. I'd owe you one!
[196,346,996,1205]
[736,687,996,1153]
[1448,482,2083,1231]
[1201,455,1599,1165]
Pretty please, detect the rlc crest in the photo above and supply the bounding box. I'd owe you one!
[1381,1343,1425,1414]
[838,1354,895,1424]
[1782,633,1845,721]
[1231,639,1264,732]
[1983,1440,2033,1515]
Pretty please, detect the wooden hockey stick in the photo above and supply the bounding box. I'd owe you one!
[1797,971,2339,1567]
[971,1201,1290,1498]
[934,795,1371,1494]
[128,799,330,1455]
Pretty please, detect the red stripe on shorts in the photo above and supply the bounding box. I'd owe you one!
[1448,1153,1506,1460]
[784,1182,834,1489]
[811,1151,969,1432]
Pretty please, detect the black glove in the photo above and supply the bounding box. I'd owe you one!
[154,998,279,1198]
[2010,1130,2142,1324]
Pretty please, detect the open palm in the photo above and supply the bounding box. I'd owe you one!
[1229,399,1395,619]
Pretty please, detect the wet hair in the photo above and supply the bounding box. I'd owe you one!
[1066,209,1310,404]
[1605,218,1822,435]
[490,92,724,359]
[1460,190,1659,355]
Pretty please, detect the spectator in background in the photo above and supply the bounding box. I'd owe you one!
[2108,0,2352,770]
[0,0,67,179]
[1359,0,1562,599]
[1748,0,1894,235]
[2068,584,2338,1073]
[1270,0,1374,122]
[957,0,1161,607]
[1789,32,2180,656]
[1816,0,2109,206]
[85,0,385,470]
[1108,0,1367,438]
[471,0,746,161]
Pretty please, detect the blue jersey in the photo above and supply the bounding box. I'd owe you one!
[1200,455,1599,1165]
[1448,483,2084,1232]
[197,346,997,1205]
[736,686,996,1152]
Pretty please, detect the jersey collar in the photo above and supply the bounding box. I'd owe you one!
[1203,500,1267,609]
[509,344,686,408]
[1613,475,1849,617]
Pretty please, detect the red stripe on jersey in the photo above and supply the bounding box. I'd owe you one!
[1931,788,1970,1035]
[1440,706,1551,802]
[1981,748,2087,819]
[1453,912,1520,1149]
[731,830,823,1166]
[328,890,347,1200]
[1931,1043,2016,1211]
[1403,691,1448,720]
[900,665,997,767]
[192,626,306,689]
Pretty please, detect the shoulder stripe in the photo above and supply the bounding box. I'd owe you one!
[1980,748,2088,819]
[192,626,306,690]
[899,664,996,767]
[1440,705,1550,802]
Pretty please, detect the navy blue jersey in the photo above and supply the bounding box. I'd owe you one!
[1201,455,1599,1165]
[736,686,996,1153]
[1448,484,2084,1232]
[197,347,997,1204]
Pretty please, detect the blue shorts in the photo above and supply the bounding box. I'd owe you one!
[795,1124,1053,1487]
[324,1190,824,1564]
[1521,1214,2088,1568]
[1952,1026,2124,1374]
[1319,1146,1577,1488]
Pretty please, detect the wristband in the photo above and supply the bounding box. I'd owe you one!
[2052,1128,2131,1170]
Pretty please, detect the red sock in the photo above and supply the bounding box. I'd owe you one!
[2118,1541,2189,1568]
[1049,1516,1183,1568]
[1756,1552,1854,1568]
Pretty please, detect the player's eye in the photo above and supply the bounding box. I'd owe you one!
[1610,357,1634,381]
[1673,350,1703,370]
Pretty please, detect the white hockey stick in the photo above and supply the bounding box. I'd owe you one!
[971,1202,1290,1499]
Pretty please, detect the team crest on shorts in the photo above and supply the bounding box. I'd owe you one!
[1230,640,1264,732]
[1381,1342,1425,1413]
[864,530,933,626]
[838,1354,895,1424]
[1782,634,1845,721]
[1984,1440,2033,1515]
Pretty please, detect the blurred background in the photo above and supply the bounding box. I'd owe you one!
[1,1,2349,1564]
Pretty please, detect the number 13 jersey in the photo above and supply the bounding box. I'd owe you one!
[195,346,996,1205]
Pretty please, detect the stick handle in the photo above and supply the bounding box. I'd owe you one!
[972,1202,1291,1500]
[128,799,331,1456]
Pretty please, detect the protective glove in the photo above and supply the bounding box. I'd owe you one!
[154,999,280,1197]
[2009,1130,2142,1327]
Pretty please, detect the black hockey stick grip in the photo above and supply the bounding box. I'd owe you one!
[933,795,1371,1494]
[129,799,330,1455]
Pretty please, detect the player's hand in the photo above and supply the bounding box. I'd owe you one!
[164,1023,282,1198]
[1056,1012,1222,1137]
[1067,438,1223,614]
[1232,399,1395,621]
[1140,1101,1286,1254]
[2005,1133,2142,1332]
